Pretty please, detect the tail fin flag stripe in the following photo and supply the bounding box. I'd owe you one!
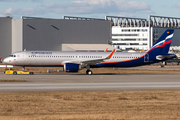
[147,30,174,54]
[152,34,173,48]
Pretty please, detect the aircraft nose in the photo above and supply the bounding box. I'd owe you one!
[3,58,10,64]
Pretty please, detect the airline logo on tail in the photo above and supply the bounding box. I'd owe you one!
[147,29,174,54]
[151,33,173,49]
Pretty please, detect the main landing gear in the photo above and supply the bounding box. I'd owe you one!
[86,70,93,75]
[86,66,93,75]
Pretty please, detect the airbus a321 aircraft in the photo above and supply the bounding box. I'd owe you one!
[3,29,176,75]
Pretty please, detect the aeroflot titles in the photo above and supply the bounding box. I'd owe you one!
[31,52,52,54]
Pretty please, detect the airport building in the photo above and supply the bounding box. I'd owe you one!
[0,17,12,60]
[106,15,180,51]
[1,15,180,59]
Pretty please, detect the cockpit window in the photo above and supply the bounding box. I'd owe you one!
[9,55,16,57]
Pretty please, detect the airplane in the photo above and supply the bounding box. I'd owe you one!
[3,29,177,75]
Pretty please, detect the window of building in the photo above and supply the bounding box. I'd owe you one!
[112,34,139,36]
[130,43,139,45]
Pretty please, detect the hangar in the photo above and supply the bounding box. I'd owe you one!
[0,16,111,59]
[0,17,12,60]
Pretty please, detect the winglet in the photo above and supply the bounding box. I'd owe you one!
[106,49,115,59]
[104,48,108,52]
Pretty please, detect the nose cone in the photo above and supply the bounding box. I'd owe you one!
[3,58,10,64]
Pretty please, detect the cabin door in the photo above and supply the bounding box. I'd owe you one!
[144,54,149,62]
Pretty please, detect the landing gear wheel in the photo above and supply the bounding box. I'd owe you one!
[13,71,17,75]
[29,72,34,75]
[86,70,93,75]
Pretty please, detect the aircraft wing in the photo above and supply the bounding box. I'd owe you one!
[80,49,115,65]
[62,49,115,66]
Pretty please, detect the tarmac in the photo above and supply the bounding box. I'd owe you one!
[0,71,180,92]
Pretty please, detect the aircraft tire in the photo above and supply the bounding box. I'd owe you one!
[86,70,93,75]
[29,72,34,75]
[13,71,17,75]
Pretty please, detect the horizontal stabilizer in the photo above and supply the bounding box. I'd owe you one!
[156,54,177,60]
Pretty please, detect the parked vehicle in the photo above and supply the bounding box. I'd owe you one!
[4,68,34,75]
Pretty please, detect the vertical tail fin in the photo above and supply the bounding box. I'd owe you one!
[147,29,174,54]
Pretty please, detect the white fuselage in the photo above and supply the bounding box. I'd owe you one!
[3,51,145,67]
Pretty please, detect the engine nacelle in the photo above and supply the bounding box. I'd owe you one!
[64,63,79,72]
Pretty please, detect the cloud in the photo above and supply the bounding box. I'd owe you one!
[0,13,5,17]
[5,8,12,14]
[0,0,43,2]
[176,3,180,9]
[0,0,19,1]
[0,8,12,17]
[141,10,155,14]
[42,0,152,15]
[0,0,153,18]
[0,7,46,17]
[13,8,45,16]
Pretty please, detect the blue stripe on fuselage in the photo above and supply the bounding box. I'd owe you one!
[92,55,155,68]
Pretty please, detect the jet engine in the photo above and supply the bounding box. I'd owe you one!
[64,63,79,72]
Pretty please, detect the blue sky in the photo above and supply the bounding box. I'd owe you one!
[0,0,180,19]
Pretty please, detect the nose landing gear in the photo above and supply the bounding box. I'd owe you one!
[22,66,25,71]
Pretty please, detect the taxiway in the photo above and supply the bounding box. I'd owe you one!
[0,72,180,92]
